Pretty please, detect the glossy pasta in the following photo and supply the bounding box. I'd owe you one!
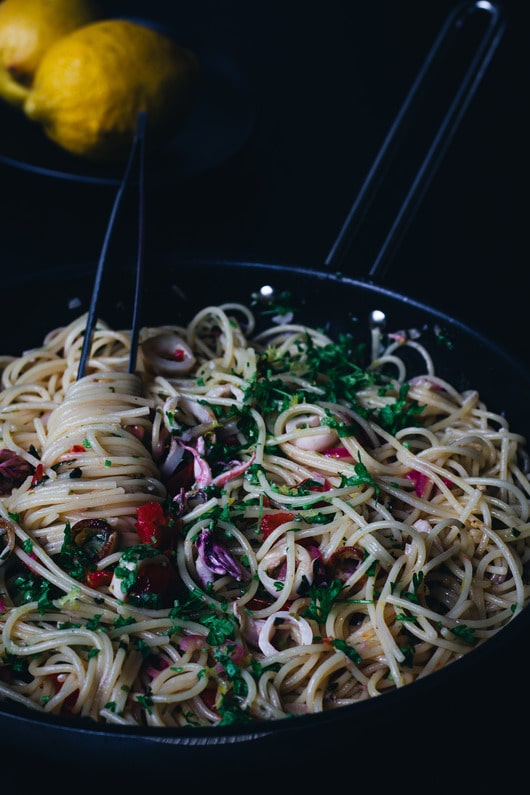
[0,304,529,727]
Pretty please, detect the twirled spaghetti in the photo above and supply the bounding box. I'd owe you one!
[0,303,529,726]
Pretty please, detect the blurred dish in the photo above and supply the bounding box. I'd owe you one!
[0,47,255,185]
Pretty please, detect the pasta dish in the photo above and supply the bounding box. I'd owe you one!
[0,300,529,728]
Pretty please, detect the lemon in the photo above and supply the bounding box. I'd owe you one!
[22,18,199,161]
[0,0,100,106]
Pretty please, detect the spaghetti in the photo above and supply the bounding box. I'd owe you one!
[0,303,529,726]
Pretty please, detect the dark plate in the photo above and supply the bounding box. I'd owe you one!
[0,47,255,186]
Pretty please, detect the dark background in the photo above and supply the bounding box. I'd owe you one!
[1,0,528,365]
[1,0,529,788]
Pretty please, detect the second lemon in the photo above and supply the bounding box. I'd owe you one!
[22,18,199,161]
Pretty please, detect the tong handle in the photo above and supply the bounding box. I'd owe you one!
[77,112,147,381]
[325,0,506,280]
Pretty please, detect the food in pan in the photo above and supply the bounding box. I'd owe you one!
[0,0,100,106]
[0,302,529,727]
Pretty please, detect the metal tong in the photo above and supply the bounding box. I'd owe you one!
[76,111,148,381]
[325,0,506,279]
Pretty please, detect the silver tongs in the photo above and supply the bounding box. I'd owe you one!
[325,0,506,279]
[77,111,148,381]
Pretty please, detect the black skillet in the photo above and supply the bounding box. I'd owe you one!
[1,0,527,776]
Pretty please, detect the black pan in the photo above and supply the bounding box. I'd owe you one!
[1,0,526,780]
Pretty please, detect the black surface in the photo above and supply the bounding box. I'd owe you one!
[1,0,528,788]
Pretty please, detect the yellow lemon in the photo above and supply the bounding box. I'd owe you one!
[22,18,199,161]
[0,0,100,106]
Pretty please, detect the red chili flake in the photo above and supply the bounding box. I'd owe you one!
[173,348,187,362]
[30,463,47,488]
[85,570,113,588]
[135,501,177,550]
[259,511,296,539]
[70,445,86,454]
